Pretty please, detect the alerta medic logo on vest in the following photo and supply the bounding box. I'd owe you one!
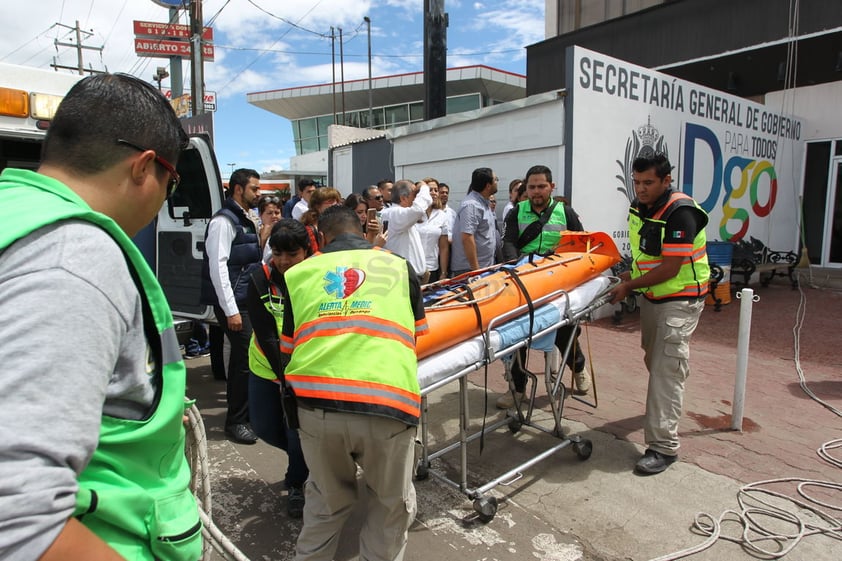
[319,267,372,316]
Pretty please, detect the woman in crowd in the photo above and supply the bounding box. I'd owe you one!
[301,187,341,249]
[343,192,380,244]
[416,177,450,283]
[246,219,312,518]
[258,194,283,262]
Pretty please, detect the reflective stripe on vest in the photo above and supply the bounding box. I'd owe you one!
[282,248,421,423]
[0,168,201,560]
[517,200,568,254]
[249,264,284,380]
[629,192,710,301]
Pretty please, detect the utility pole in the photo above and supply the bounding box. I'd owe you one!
[52,20,104,75]
[169,6,184,98]
[189,0,205,116]
[339,27,346,124]
[331,27,337,125]
[364,16,373,128]
[423,0,448,120]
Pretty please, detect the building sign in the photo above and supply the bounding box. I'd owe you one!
[134,38,214,60]
[565,46,804,252]
[165,89,216,113]
[133,20,213,40]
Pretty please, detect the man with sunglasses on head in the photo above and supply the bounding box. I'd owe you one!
[201,167,263,445]
[0,74,201,560]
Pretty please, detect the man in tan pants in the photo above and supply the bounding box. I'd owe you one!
[609,153,709,475]
[280,205,427,560]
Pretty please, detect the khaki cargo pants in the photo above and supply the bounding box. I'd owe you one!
[639,298,704,456]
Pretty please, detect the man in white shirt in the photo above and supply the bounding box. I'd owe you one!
[292,180,317,221]
[384,180,432,280]
[438,182,456,241]
[201,168,262,444]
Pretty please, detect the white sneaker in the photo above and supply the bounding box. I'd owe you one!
[573,366,591,395]
[495,391,523,409]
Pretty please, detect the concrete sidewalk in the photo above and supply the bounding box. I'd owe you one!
[186,279,842,561]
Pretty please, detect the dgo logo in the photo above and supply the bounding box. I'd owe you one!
[324,267,366,298]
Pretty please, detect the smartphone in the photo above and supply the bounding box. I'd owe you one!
[367,208,377,222]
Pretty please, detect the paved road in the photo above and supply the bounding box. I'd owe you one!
[187,278,842,560]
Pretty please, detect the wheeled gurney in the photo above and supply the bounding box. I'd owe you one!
[415,275,615,521]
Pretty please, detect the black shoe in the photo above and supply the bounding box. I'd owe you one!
[225,423,258,444]
[287,486,305,519]
[634,449,677,475]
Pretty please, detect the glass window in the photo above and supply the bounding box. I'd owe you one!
[385,104,409,126]
[343,111,360,127]
[317,115,334,136]
[446,94,481,115]
[410,102,424,121]
[170,146,214,219]
[372,107,385,128]
[300,137,319,154]
[359,109,371,128]
[298,118,318,139]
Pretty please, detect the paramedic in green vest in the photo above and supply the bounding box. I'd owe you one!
[498,165,591,409]
[279,205,427,561]
[246,219,312,519]
[0,74,201,559]
[609,153,710,475]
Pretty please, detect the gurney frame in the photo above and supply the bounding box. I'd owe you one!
[415,281,616,522]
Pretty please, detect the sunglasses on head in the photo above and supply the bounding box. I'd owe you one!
[117,139,180,198]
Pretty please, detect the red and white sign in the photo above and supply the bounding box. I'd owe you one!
[134,38,214,61]
[163,89,217,112]
[133,20,213,41]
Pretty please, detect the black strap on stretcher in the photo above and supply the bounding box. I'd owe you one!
[461,282,493,453]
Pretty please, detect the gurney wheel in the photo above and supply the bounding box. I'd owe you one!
[573,439,593,461]
[415,459,430,480]
[473,495,498,522]
[507,418,522,433]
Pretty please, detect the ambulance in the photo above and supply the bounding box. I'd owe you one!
[0,63,226,341]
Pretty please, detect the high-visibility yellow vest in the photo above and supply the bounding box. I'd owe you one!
[629,191,710,301]
[517,200,567,254]
[281,248,423,425]
[249,264,284,381]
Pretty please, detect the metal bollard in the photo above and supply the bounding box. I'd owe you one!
[731,288,760,431]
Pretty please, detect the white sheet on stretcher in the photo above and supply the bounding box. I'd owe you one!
[417,276,610,392]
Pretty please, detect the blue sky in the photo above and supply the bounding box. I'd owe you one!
[0,0,545,177]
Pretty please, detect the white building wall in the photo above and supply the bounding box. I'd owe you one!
[765,82,842,141]
[392,94,566,213]
[290,150,327,173]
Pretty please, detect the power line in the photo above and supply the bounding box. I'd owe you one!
[246,0,328,38]
[0,23,58,62]
[211,43,522,60]
[218,0,325,92]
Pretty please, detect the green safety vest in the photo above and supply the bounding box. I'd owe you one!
[248,264,284,381]
[628,191,710,301]
[517,200,567,254]
[0,169,201,561]
[281,248,422,425]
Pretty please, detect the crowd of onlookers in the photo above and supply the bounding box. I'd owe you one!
[251,169,531,282]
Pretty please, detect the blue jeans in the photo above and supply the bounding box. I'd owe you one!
[248,373,309,488]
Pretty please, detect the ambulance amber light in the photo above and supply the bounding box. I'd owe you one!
[31,92,64,120]
[0,87,29,118]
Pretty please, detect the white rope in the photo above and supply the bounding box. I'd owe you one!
[649,273,842,560]
[185,403,253,561]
